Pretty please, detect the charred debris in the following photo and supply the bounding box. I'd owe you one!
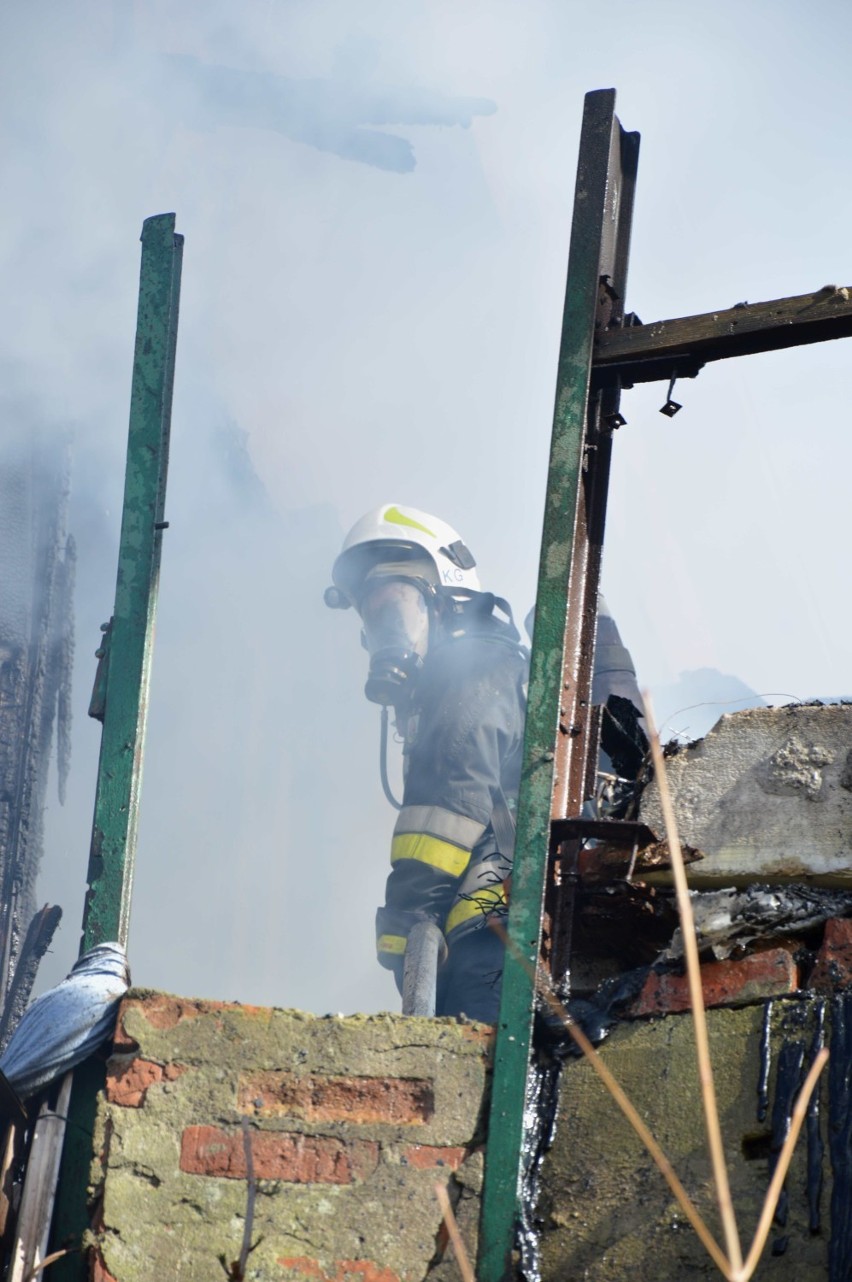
[554,700,852,1040]
[0,437,73,1050]
[522,702,852,1279]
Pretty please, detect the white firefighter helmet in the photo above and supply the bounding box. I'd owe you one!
[327,504,481,608]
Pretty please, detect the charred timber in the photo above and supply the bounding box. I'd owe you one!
[592,284,852,386]
[0,441,72,1035]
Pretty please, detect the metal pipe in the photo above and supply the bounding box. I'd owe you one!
[402,921,446,1016]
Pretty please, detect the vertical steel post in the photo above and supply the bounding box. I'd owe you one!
[50,214,183,1280]
[81,213,182,952]
[478,92,638,1282]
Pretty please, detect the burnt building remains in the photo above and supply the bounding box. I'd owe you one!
[0,436,74,1047]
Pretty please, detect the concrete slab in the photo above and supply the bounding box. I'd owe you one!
[640,705,852,887]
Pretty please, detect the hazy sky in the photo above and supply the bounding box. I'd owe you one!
[2,0,850,1012]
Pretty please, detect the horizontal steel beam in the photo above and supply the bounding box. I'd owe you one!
[550,817,657,846]
[593,283,852,385]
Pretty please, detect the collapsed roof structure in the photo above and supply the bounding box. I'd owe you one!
[2,88,852,1282]
[0,437,72,1052]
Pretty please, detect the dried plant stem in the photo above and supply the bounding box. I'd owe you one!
[534,959,730,1274]
[491,920,728,1277]
[735,1047,829,1282]
[434,1182,476,1282]
[23,1246,74,1279]
[496,914,827,1282]
[642,692,828,1281]
[486,694,829,1280]
[643,692,743,1275]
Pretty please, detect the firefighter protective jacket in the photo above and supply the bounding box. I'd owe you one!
[375,613,527,969]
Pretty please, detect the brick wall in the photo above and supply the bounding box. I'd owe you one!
[91,995,491,1282]
[90,918,852,1281]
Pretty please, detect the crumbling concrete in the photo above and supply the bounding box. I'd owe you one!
[640,705,852,887]
[92,993,492,1282]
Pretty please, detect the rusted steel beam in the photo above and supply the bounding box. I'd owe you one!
[479,88,640,1282]
[593,283,852,385]
[550,817,657,846]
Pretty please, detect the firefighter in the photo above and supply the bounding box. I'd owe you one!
[325,503,527,1023]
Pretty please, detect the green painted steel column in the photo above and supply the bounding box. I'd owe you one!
[81,212,182,952]
[50,214,183,1281]
[478,92,638,1282]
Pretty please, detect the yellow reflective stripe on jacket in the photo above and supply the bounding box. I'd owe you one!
[445,882,508,935]
[390,832,471,878]
[393,805,485,851]
[377,933,407,956]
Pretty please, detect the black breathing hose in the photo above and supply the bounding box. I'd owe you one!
[379,705,403,811]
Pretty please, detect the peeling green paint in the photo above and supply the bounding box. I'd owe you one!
[82,213,182,953]
[479,90,640,1282]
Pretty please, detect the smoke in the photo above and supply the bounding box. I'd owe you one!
[1,1,850,1011]
[156,51,496,173]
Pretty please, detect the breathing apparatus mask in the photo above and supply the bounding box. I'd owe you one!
[358,571,432,706]
[324,550,440,707]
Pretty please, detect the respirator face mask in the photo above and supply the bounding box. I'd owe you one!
[358,577,431,706]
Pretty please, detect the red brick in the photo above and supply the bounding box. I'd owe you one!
[238,1072,433,1124]
[630,947,798,1017]
[114,994,277,1055]
[459,1025,496,1053]
[400,1145,467,1171]
[180,1126,379,1183]
[811,918,852,991]
[90,1249,119,1282]
[116,995,216,1038]
[277,1258,400,1282]
[106,1057,187,1107]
